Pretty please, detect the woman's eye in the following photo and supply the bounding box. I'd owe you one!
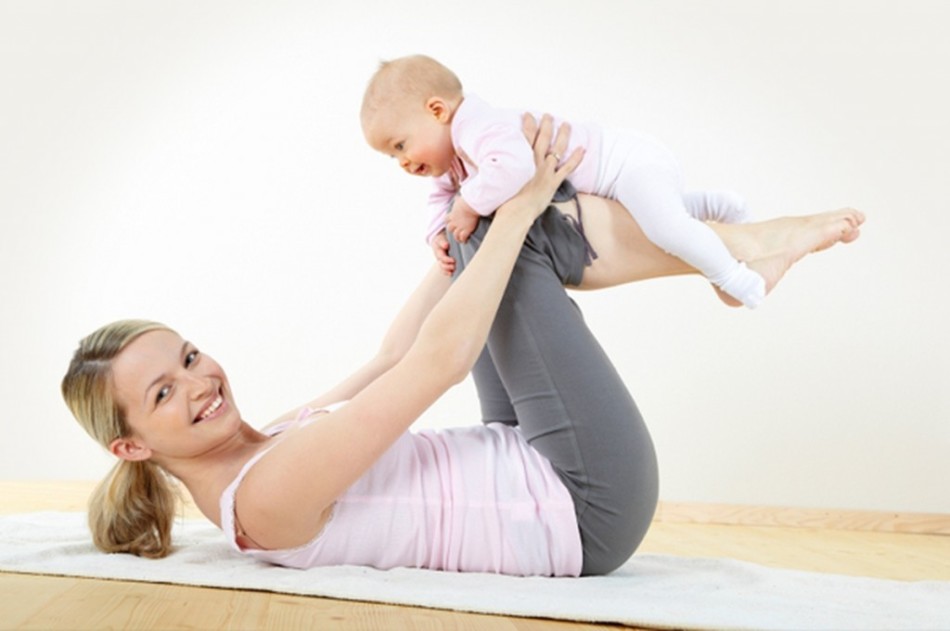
[156,385,171,403]
[185,350,199,367]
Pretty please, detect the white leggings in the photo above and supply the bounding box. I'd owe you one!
[593,131,764,307]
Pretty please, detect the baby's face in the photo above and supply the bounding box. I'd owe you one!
[363,102,455,178]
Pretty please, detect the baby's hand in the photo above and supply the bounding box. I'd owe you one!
[446,197,480,243]
[430,231,456,275]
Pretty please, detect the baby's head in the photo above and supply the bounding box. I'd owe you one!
[360,55,463,178]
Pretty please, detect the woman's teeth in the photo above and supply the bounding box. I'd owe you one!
[196,394,223,422]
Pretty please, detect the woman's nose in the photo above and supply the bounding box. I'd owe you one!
[184,372,214,399]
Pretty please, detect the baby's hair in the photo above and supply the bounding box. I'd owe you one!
[361,54,463,123]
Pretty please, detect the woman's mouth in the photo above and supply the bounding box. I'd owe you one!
[194,391,225,423]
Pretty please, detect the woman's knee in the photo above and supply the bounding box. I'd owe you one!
[577,442,659,575]
[579,489,658,575]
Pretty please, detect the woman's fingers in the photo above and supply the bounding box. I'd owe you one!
[531,114,555,164]
[518,112,584,205]
[549,121,572,162]
[543,119,583,180]
[558,146,585,176]
[521,113,539,147]
[524,113,578,173]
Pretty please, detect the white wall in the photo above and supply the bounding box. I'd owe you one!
[1,0,947,514]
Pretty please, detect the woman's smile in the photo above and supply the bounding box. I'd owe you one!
[194,390,226,424]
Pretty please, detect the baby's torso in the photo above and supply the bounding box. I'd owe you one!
[450,94,604,193]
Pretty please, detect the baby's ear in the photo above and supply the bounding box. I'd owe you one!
[426,97,451,123]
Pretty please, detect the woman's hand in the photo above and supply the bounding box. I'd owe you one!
[524,112,584,180]
[496,114,584,223]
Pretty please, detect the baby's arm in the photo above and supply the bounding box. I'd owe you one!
[425,176,458,244]
[430,231,455,275]
[445,196,481,243]
[456,120,537,216]
[426,175,461,274]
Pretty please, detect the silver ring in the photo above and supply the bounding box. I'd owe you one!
[549,151,562,161]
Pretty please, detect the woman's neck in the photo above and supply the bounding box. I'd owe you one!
[164,422,272,526]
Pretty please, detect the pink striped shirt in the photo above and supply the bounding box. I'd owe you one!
[220,409,582,576]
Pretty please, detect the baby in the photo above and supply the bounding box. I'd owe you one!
[361,54,763,307]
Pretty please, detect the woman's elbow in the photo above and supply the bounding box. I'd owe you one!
[414,339,479,388]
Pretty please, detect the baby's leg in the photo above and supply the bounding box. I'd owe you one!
[615,168,766,307]
[683,190,752,223]
[566,195,864,299]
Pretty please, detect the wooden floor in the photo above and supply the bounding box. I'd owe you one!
[2,481,948,630]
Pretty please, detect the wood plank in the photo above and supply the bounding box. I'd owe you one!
[655,501,950,535]
[640,522,950,580]
[3,481,948,630]
[0,573,633,631]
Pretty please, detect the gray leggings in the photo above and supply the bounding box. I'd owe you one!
[448,198,659,575]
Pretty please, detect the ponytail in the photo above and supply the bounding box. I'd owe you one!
[62,319,179,558]
[88,458,178,558]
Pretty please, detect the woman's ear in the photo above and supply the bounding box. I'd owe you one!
[425,97,451,123]
[109,437,152,462]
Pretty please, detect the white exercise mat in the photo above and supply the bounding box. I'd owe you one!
[1,512,947,630]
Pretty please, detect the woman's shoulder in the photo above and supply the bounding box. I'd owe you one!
[260,400,347,434]
[220,402,348,550]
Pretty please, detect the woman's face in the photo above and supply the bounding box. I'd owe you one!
[110,329,241,463]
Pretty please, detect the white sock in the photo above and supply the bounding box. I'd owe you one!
[684,191,752,224]
[714,261,766,308]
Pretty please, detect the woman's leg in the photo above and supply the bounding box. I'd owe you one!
[470,346,517,426]
[450,208,659,575]
[568,194,864,294]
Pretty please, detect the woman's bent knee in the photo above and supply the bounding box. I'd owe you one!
[579,491,658,575]
[578,447,659,575]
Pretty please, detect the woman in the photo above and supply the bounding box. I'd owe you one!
[61,119,864,576]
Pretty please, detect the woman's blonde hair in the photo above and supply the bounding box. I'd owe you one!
[62,319,179,558]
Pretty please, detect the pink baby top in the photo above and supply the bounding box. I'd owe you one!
[219,407,583,576]
[425,93,603,244]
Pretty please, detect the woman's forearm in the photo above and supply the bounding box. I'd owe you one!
[267,265,453,423]
[407,202,538,384]
[407,128,582,384]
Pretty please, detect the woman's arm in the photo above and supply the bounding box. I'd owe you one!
[238,120,583,550]
[265,264,452,427]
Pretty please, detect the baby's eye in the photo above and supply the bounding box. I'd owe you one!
[394,142,404,152]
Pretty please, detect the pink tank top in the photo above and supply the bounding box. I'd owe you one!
[219,408,583,576]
